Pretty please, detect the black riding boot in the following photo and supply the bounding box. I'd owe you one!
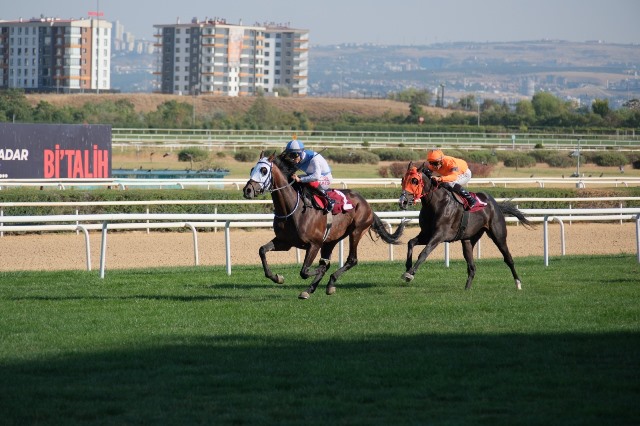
[318,188,335,213]
[452,183,476,209]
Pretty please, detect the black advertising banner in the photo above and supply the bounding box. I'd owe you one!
[0,123,112,179]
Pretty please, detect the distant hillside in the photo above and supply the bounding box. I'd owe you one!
[25,94,457,121]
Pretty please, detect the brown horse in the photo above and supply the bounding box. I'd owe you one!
[398,163,534,290]
[243,153,406,299]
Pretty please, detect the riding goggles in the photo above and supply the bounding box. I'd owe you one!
[286,151,301,160]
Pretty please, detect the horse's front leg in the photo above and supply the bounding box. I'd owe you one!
[298,244,324,300]
[259,238,292,284]
[403,236,441,283]
[402,235,419,282]
[461,240,477,290]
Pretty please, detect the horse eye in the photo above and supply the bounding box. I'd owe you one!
[260,167,268,176]
[411,178,419,185]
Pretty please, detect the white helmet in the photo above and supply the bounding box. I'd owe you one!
[285,139,305,152]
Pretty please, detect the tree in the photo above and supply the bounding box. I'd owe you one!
[532,92,563,116]
[0,89,33,122]
[243,95,282,129]
[145,100,193,128]
[457,95,477,110]
[390,88,432,106]
[622,98,640,110]
[515,100,535,125]
[591,98,610,118]
[405,100,424,124]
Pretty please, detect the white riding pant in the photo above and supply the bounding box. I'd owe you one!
[442,169,472,188]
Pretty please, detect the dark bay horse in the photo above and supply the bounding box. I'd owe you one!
[398,163,534,290]
[243,153,406,299]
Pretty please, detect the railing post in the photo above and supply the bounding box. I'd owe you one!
[636,214,640,264]
[225,221,232,276]
[99,221,108,279]
[543,215,549,266]
[184,223,199,266]
[76,225,91,271]
[444,242,450,267]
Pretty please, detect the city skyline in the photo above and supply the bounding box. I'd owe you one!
[4,0,640,45]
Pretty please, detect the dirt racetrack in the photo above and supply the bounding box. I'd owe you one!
[0,222,636,272]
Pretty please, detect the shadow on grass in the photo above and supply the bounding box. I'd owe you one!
[1,332,638,426]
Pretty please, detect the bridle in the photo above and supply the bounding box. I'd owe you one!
[250,158,300,219]
[400,166,436,206]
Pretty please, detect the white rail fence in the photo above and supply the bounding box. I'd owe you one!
[0,208,639,278]
[2,177,640,190]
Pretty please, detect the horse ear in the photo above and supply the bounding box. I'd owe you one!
[259,150,265,159]
[407,161,413,171]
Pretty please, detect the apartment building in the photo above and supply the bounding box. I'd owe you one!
[0,17,111,92]
[263,25,309,96]
[153,18,308,96]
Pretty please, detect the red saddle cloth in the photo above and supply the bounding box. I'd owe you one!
[452,192,487,212]
[313,189,354,214]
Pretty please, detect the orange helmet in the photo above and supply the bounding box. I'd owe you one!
[427,149,444,163]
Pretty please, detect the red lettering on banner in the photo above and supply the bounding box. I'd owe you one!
[73,151,84,178]
[42,145,109,178]
[44,150,55,178]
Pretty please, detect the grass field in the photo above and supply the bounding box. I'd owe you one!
[1,255,638,425]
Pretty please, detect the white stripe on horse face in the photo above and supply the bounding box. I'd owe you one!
[249,157,272,186]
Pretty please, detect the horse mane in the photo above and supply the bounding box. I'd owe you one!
[272,153,298,179]
[272,152,316,203]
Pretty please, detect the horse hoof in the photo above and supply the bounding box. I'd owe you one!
[402,272,414,282]
[275,274,284,285]
[298,291,310,300]
[326,286,336,295]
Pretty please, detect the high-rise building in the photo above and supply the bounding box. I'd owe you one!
[0,17,111,92]
[153,17,308,97]
[263,25,309,97]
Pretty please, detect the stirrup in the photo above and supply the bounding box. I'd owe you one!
[325,199,335,213]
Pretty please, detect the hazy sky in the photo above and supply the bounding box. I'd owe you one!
[4,0,640,45]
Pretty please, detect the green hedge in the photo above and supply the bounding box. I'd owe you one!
[371,149,420,162]
[1,187,638,217]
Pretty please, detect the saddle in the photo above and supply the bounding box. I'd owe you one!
[448,191,487,213]
[310,189,354,215]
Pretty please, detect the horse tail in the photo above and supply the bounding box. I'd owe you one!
[499,201,536,230]
[370,213,407,245]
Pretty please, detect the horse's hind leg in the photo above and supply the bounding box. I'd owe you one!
[326,231,365,295]
[259,238,291,284]
[486,228,522,290]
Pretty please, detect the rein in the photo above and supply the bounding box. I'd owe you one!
[261,159,300,219]
[273,190,300,219]
[420,173,438,203]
